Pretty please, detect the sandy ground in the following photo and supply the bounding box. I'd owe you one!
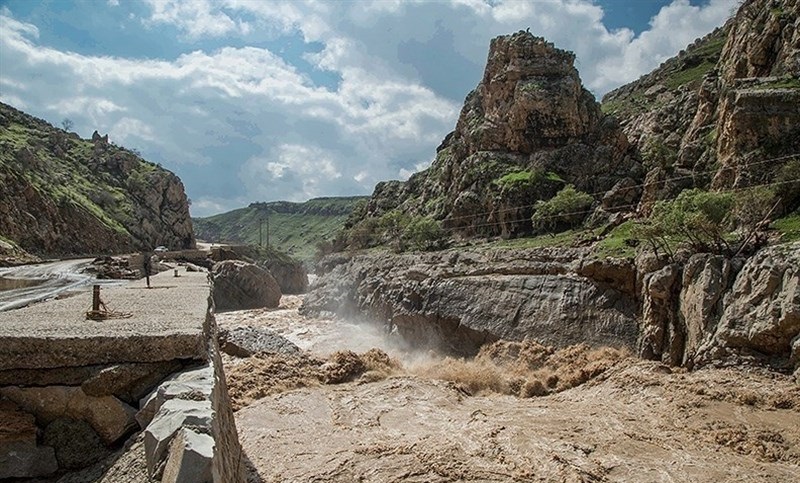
[218,297,800,483]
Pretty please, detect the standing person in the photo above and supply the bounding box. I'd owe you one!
[142,251,153,288]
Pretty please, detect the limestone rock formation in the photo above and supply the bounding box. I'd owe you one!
[603,0,800,204]
[303,247,640,356]
[0,102,195,257]
[697,242,800,368]
[360,31,639,237]
[211,260,282,311]
[219,326,300,357]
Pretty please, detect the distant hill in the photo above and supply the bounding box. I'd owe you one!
[0,102,194,258]
[193,197,367,262]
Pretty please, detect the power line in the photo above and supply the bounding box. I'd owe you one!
[435,177,800,234]
[434,152,799,225]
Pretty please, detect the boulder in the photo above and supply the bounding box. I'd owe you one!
[0,400,58,479]
[219,326,300,357]
[81,360,183,404]
[0,386,137,445]
[212,260,281,311]
[136,365,213,428]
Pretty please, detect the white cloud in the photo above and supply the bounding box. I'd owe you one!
[0,0,736,216]
[143,0,247,38]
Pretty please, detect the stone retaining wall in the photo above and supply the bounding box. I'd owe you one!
[0,270,245,482]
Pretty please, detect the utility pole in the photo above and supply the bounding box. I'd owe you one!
[265,215,270,249]
[259,218,263,247]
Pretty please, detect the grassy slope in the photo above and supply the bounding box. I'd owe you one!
[0,105,164,239]
[193,197,367,262]
[600,29,727,118]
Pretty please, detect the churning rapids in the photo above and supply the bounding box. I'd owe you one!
[217,296,800,483]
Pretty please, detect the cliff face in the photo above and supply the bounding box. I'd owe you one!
[0,103,194,256]
[603,0,800,205]
[364,32,639,237]
[304,241,800,375]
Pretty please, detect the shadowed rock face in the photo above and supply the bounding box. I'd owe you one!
[362,31,639,237]
[303,247,640,357]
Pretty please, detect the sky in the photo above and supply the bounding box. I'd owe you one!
[0,0,737,217]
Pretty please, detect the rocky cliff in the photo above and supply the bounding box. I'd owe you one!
[303,0,800,378]
[0,102,195,257]
[603,0,800,208]
[360,31,640,237]
[304,241,800,376]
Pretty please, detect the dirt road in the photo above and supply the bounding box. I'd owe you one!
[219,297,800,483]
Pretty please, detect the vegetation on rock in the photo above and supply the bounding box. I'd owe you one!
[0,102,194,256]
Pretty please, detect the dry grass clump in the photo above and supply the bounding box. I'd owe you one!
[415,341,629,398]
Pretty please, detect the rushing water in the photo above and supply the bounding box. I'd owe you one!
[0,259,104,312]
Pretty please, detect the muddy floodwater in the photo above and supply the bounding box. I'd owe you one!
[0,276,44,291]
[217,296,800,483]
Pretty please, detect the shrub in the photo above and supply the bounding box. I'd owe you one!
[640,188,734,255]
[403,217,446,251]
[531,185,594,232]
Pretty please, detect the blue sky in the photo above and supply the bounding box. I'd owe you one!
[0,0,736,217]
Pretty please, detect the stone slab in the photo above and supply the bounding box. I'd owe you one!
[0,270,210,370]
[161,428,213,483]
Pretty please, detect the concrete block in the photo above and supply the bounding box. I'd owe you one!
[136,365,213,428]
[161,428,214,483]
[143,398,213,479]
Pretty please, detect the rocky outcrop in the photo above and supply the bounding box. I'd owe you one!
[303,247,640,356]
[0,102,195,257]
[357,31,639,237]
[603,0,800,206]
[211,260,282,311]
[219,326,300,357]
[696,243,799,368]
[306,241,800,373]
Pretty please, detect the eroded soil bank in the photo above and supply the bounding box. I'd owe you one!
[218,296,800,483]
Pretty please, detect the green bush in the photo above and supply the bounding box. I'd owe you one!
[531,185,594,232]
[403,217,446,251]
[640,188,734,255]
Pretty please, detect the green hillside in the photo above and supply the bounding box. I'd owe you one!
[193,196,367,262]
[0,102,194,257]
